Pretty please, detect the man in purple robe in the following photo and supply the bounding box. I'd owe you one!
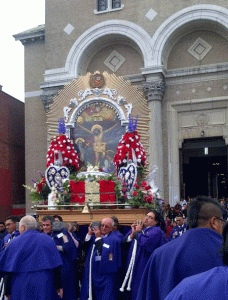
[136,196,225,300]
[169,214,187,240]
[80,217,122,300]
[1,216,20,250]
[165,220,228,300]
[0,222,8,241]
[120,210,166,300]
[0,215,63,300]
[42,216,78,300]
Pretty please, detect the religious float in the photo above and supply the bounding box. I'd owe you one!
[25,72,162,225]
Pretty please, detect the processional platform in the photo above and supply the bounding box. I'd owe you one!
[36,207,148,226]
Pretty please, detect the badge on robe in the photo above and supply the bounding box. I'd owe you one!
[109,252,113,261]
[62,234,69,243]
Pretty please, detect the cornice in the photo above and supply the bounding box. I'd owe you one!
[13,25,45,45]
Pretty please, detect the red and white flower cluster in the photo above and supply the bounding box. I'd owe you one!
[113,130,146,170]
[36,177,46,193]
[46,135,80,171]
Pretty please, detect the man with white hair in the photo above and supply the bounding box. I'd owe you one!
[80,217,122,300]
[0,215,63,299]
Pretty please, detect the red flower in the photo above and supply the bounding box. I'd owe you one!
[144,195,153,203]
[36,181,45,193]
[122,182,127,186]
[145,185,151,190]
[134,183,140,189]
[122,187,127,192]
[141,181,147,187]
[133,191,138,196]
[123,194,127,199]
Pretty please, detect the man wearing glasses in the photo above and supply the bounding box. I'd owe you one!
[81,217,121,300]
[120,211,166,300]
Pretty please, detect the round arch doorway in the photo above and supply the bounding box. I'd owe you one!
[181,137,227,199]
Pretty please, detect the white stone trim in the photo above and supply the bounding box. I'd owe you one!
[103,50,126,72]
[41,20,152,89]
[64,23,74,35]
[145,8,157,22]
[167,105,180,207]
[150,4,228,67]
[40,5,228,90]
[25,90,42,98]
[187,37,212,61]
[166,62,228,86]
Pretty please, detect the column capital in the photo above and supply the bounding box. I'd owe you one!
[143,79,166,102]
[40,86,64,113]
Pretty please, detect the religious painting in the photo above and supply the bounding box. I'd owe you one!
[72,101,125,171]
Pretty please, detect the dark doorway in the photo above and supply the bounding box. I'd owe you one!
[181,137,227,199]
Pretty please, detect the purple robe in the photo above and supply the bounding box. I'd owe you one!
[165,266,228,300]
[48,229,78,300]
[123,226,166,300]
[169,223,187,240]
[113,229,124,242]
[81,231,122,300]
[0,231,20,252]
[0,230,63,300]
[136,228,224,300]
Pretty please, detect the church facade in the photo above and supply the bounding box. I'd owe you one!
[14,1,228,213]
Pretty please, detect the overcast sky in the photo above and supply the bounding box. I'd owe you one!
[0,0,45,102]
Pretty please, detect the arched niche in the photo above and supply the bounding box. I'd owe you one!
[151,4,228,69]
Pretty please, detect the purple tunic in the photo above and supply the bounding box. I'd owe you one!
[0,230,63,300]
[81,231,122,300]
[165,266,228,300]
[48,229,78,300]
[136,228,224,300]
[124,226,166,300]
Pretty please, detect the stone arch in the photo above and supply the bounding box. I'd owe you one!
[43,20,153,87]
[65,20,153,77]
[151,4,228,68]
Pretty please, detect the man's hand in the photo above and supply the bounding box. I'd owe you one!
[93,226,101,238]
[130,223,137,239]
[88,223,93,235]
[135,220,143,232]
[6,296,10,300]
[57,288,63,298]
[4,242,9,248]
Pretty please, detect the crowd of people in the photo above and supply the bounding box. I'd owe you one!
[0,195,227,299]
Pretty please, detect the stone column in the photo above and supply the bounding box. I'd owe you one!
[143,76,165,197]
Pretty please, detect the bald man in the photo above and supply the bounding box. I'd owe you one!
[81,217,122,300]
[0,216,63,300]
